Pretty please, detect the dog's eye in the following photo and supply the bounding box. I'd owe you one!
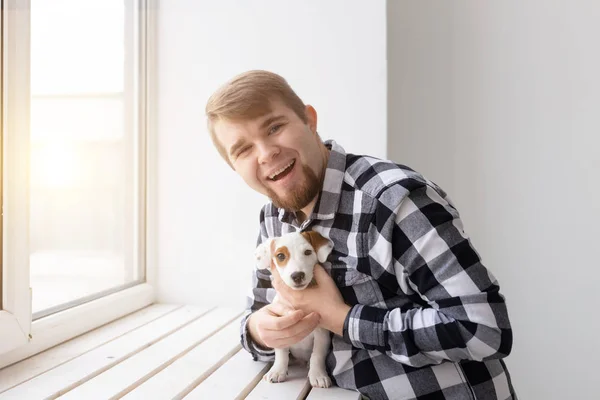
[276,253,286,261]
[304,250,312,256]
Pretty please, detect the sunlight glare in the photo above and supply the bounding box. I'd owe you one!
[32,142,80,188]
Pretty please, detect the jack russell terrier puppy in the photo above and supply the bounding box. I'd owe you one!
[254,230,334,388]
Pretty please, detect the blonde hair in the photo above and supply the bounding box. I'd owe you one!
[205,70,307,167]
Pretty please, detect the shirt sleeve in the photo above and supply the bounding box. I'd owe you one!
[343,183,513,367]
[239,208,276,362]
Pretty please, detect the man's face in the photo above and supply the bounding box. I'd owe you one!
[214,100,325,212]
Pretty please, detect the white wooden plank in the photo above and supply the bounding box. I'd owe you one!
[0,305,211,400]
[307,386,362,400]
[122,318,242,400]
[183,349,271,400]
[0,283,154,370]
[245,363,311,400]
[57,307,242,400]
[0,304,179,393]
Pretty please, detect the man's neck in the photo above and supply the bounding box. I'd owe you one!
[297,197,318,224]
[296,211,308,225]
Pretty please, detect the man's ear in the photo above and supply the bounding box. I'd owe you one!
[304,105,318,135]
[254,238,274,271]
[301,231,333,263]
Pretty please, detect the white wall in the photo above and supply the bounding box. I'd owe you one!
[388,2,600,399]
[156,0,387,308]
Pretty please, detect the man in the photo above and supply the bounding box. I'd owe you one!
[206,70,517,400]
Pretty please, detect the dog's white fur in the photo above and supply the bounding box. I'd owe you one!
[255,231,334,388]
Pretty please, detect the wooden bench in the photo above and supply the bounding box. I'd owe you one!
[0,305,361,399]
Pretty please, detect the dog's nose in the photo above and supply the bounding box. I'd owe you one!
[291,272,305,284]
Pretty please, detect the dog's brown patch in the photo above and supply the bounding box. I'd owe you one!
[301,231,330,253]
[273,246,290,267]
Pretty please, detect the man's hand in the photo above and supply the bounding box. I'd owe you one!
[247,302,320,349]
[272,264,351,336]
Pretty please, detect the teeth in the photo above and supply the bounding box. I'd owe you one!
[269,160,294,180]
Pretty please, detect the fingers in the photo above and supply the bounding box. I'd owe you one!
[262,307,307,331]
[271,276,283,292]
[271,323,319,347]
[266,312,321,348]
[313,263,326,279]
[265,302,297,317]
[290,312,321,336]
[271,268,284,290]
[272,312,320,338]
[251,307,321,348]
[270,266,282,282]
[312,263,333,285]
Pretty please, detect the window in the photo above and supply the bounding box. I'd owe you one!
[1,0,156,363]
[30,0,146,319]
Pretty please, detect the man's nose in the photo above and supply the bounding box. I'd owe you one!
[257,142,279,164]
[291,271,305,284]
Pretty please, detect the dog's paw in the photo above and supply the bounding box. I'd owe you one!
[264,366,288,383]
[308,369,332,388]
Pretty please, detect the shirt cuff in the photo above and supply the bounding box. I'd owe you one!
[343,304,389,351]
[240,312,276,362]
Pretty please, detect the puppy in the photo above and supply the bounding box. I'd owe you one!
[254,231,334,388]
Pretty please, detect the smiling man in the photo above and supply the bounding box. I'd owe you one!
[206,70,517,400]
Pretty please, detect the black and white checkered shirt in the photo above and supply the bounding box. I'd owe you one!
[240,140,517,400]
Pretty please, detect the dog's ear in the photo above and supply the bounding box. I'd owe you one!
[301,231,333,263]
[254,238,275,271]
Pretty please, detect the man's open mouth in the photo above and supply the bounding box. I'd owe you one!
[268,159,295,181]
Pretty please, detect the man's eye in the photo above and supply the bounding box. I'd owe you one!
[237,147,250,157]
[269,124,282,135]
[304,250,312,256]
[276,253,286,261]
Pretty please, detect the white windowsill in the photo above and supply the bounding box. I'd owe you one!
[0,304,361,399]
[0,283,154,369]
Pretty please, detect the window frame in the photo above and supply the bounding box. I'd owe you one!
[0,0,33,356]
[0,0,158,366]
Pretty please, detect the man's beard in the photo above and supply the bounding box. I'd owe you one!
[266,163,322,212]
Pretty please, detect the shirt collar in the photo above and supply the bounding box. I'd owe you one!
[277,139,346,225]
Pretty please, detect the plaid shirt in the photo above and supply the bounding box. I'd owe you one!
[240,140,517,400]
